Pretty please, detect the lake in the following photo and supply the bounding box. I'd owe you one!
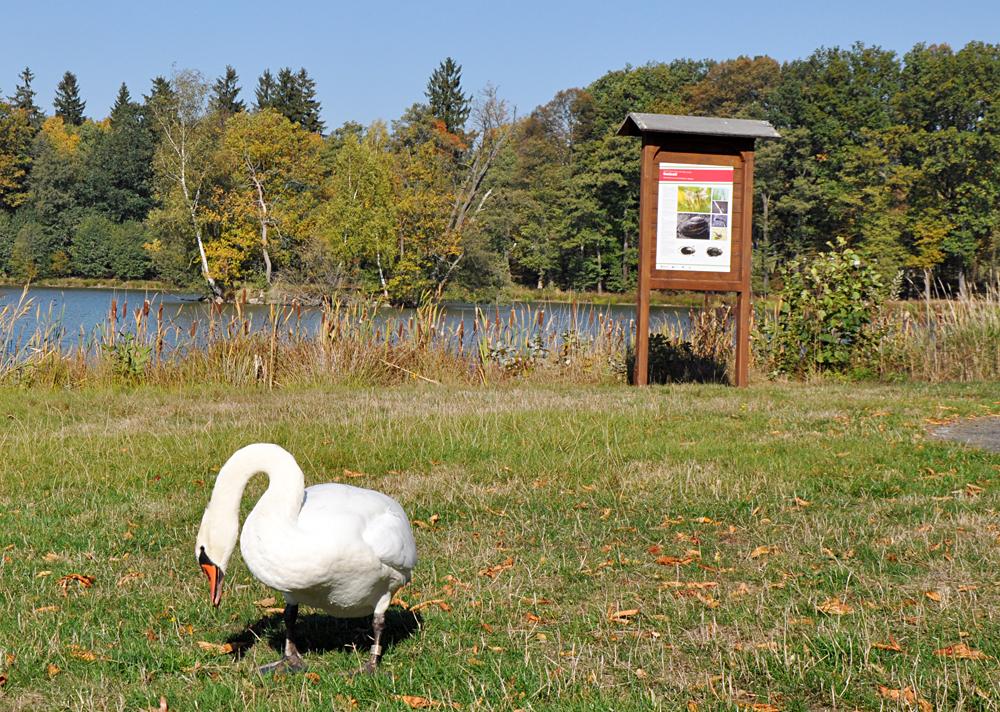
[0,286,689,353]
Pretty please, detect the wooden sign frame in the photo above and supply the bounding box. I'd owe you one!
[618,114,778,387]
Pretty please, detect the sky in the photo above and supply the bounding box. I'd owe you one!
[2,0,998,129]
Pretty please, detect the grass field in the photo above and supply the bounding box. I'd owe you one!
[0,382,998,710]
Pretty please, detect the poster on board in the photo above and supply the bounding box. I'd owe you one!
[655,163,733,273]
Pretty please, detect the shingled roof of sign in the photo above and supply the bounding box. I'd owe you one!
[617,113,780,139]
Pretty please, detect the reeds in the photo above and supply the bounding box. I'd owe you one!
[2,289,995,388]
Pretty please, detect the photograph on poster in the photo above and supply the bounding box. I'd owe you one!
[656,163,734,272]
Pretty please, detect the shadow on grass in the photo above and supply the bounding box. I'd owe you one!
[224,606,421,661]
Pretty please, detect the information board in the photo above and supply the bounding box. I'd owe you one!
[655,163,734,273]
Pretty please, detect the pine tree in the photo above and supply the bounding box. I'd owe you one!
[11,67,43,128]
[53,71,86,125]
[255,70,277,110]
[210,65,245,115]
[293,68,324,133]
[275,67,298,117]
[425,57,471,133]
[110,83,133,120]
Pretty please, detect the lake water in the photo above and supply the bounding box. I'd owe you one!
[0,286,688,352]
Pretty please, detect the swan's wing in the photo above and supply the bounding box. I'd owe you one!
[299,483,417,575]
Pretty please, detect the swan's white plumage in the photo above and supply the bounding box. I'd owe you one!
[198,444,416,620]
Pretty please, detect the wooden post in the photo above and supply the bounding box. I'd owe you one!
[634,141,654,386]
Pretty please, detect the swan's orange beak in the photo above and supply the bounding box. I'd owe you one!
[200,562,224,607]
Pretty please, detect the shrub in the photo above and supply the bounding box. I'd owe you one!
[760,238,892,377]
[626,334,728,384]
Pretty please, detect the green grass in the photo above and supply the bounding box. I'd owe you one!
[0,381,998,710]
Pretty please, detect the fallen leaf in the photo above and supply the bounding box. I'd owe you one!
[254,596,277,608]
[409,599,452,613]
[342,469,365,478]
[608,608,640,623]
[117,571,144,587]
[304,671,320,684]
[196,641,234,655]
[42,552,62,562]
[925,591,942,603]
[47,663,60,678]
[647,544,663,555]
[687,703,699,712]
[934,642,990,660]
[749,546,775,559]
[0,674,6,687]
[57,573,95,597]
[34,605,60,614]
[871,636,904,652]
[36,570,52,578]
[816,597,854,616]
[791,497,811,508]
[695,592,720,609]
[877,685,932,712]
[523,612,542,624]
[68,645,100,662]
[634,667,648,679]
[393,695,459,709]
[478,557,514,578]
[158,697,168,712]
[655,555,693,566]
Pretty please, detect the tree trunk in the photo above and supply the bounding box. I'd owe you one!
[957,269,968,301]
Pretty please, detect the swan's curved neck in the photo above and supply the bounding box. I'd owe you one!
[208,444,306,525]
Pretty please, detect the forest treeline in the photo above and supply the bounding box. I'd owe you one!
[0,42,998,303]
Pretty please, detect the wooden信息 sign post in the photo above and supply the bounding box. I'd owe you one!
[618,113,779,387]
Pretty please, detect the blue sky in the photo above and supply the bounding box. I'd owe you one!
[2,0,997,128]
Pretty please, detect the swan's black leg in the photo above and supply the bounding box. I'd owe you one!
[259,604,307,674]
[362,611,385,674]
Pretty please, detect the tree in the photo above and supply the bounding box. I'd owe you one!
[83,83,156,222]
[210,65,245,116]
[319,122,397,293]
[219,108,324,286]
[267,67,324,133]
[53,71,86,125]
[147,69,224,300]
[0,99,35,210]
[254,70,277,110]
[27,116,85,239]
[425,57,471,133]
[10,67,43,129]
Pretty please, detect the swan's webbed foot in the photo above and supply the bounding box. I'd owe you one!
[258,652,307,675]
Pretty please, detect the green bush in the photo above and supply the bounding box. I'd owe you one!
[760,237,892,377]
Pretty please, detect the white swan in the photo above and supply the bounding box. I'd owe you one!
[195,443,417,674]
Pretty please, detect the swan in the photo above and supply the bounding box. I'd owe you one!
[195,443,417,674]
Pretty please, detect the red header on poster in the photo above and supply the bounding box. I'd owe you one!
[658,167,733,183]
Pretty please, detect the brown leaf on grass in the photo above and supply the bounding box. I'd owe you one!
[934,642,990,660]
[478,557,514,578]
[871,636,904,652]
[393,695,460,709]
[687,703,699,712]
[158,697,168,712]
[47,663,60,678]
[254,596,277,608]
[608,608,640,623]
[304,672,320,684]
[68,645,100,662]
[196,641,234,655]
[42,552,62,562]
[749,546,776,559]
[117,571,144,587]
[791,497,810,509]
[523,612,543,624]
[647,544,663,555]
[57,573,94,596]
[738,704,780,712]
[695,592,720,609]
[408,599,452,613]
[0,674,7,687]
[877,685,932,712]
[34,605,60,614]
[655,555,693,566]
[924,591,942,603]
[342,469,365,479]
[816,597,854,616]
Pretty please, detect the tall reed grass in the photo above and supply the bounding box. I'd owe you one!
[2,287,996,388]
